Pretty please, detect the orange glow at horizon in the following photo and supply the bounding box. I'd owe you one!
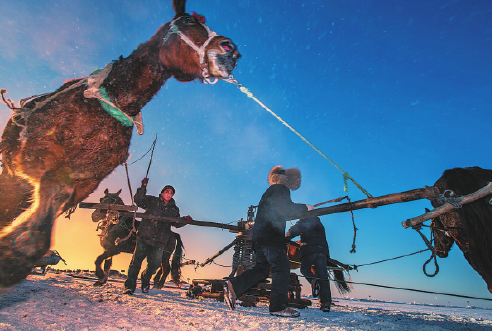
[50,210,368,299]
[50,209,241,284]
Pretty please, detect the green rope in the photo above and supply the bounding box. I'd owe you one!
[88,68,134,128]
[98,86,134,127]
[237,85,372,198]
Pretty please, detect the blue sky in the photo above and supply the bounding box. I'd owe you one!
[1,0,491,308]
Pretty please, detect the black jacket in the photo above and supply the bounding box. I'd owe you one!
[286,217,330,258]
[252,184,307,247]
[134,187,183,247]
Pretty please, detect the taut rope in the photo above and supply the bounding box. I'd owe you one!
[221,75,372,198]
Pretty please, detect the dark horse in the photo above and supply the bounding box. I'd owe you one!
[0,0,240,287]
[92,189,184,288]
[430,167,492,293]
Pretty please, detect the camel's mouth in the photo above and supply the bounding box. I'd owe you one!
[207,39,241,78]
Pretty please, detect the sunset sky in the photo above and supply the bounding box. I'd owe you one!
[1,0,491,308]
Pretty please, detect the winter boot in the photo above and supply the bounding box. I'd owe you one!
[123,288,134,295]
[320,303,331,312]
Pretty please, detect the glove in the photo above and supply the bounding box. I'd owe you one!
[306,204,314,211]
[141,178,149,188]
[184,215,193,223]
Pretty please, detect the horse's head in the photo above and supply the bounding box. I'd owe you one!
[430,216,455,258]
[99,188,124,205]
[91,189,124,223]
[153,0,240,82]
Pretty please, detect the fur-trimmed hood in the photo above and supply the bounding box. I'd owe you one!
[268,165,301,190]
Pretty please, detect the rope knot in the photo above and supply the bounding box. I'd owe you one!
[342,172,350,192]
[239,86,253,98]
[436,190,462,208]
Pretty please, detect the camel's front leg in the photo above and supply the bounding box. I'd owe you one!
[0,168,75,287]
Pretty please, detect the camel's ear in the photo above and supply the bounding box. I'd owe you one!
[116,189,122,196]
[104,188,109,195]
[173,0,186,18]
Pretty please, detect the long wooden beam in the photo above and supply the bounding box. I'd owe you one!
[79,202,138,212]
[288,186,440,221]
[79,202,242,232]
[78,202,241,232]
[402,181,492,229]
[114,211,241,232]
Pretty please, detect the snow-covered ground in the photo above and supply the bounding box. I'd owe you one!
[1,271,491,331]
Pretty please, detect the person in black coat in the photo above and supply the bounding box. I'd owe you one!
[223,166,310,318]
[286,216,332,312]
[123,178,190,295]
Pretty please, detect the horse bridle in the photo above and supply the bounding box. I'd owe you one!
[162,16,219,84]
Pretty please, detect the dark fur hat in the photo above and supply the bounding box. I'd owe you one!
[268,165,301,190]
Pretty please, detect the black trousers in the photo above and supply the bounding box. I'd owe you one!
[300,253,332,304]
[230,243,290,312]
[124,239,163,291]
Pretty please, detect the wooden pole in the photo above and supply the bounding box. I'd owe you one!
[200,239,237,267]
[288,186,440,221]
[79,202,138,212]
[116,211,241,232]
[78,202,241,232]
[402,181,492,229]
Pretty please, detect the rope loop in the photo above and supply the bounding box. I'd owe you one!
[414,226,439,277]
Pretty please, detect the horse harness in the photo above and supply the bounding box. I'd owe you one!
[95,196,133,239]
[2,15,225,140]
[162,15,219,84]
[1,63,144,143]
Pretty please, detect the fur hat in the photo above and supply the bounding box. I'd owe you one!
[268,165,301,190]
